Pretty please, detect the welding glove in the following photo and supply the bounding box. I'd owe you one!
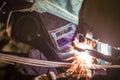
[33,71,56,80]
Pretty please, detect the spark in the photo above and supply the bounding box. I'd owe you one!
[66,38,96,79]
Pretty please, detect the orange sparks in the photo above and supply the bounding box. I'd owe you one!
[66,38,96,79]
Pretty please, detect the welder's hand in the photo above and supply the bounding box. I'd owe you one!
[78,34,85,42]
[85,38,97,48]
[34,74,49,80]
[33,72,56,80]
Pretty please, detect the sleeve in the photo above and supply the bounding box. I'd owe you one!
[18,49,58,76]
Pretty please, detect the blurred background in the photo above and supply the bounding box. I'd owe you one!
[0,0,120,80]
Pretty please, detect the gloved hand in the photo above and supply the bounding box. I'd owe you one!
[33,72,56,80]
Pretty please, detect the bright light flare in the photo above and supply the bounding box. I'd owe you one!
[77,52,93,67]
[66,38,96,79]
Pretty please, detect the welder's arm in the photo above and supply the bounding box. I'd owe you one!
[88,49,120,63]
[34,72,56,80]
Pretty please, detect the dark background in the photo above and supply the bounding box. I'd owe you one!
[82,0,120,47]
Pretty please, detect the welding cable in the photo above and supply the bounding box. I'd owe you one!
[0,53,72,67]
[0,1,6,12]
[0,53,120,69]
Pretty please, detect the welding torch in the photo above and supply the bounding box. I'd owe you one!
[72,33,116,62]
[73,45,120,64]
